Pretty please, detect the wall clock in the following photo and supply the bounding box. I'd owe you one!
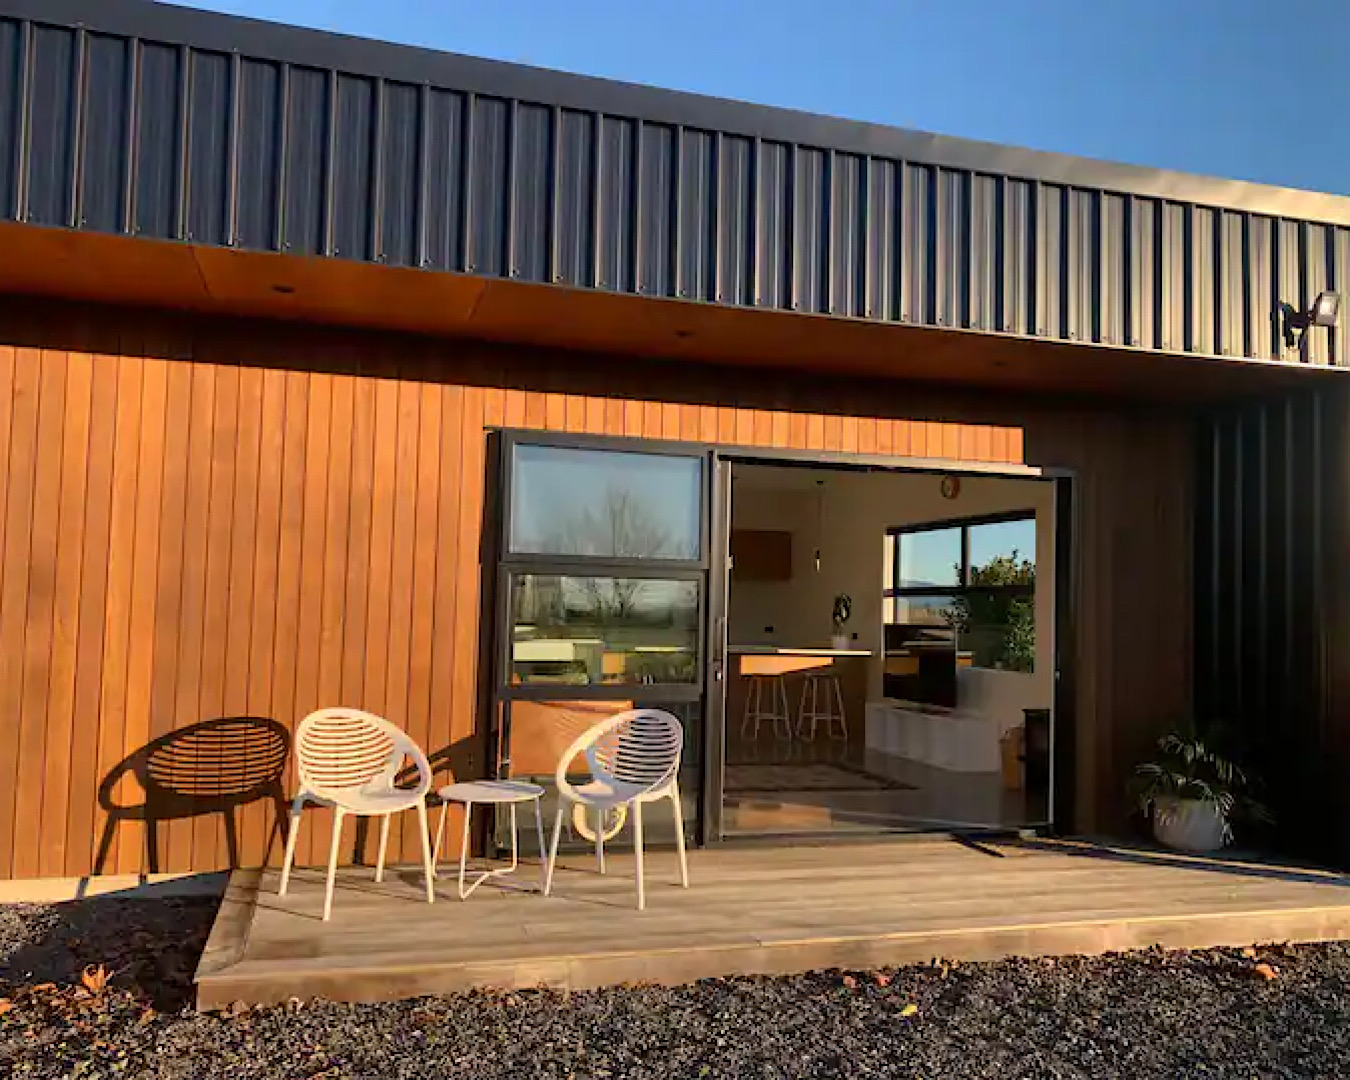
[940,475,961,500]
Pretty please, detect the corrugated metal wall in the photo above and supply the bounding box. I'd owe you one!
[1195,384,1350,864]
[2,8,1350,366]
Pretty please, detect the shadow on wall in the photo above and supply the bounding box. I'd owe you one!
[94,717,291,879]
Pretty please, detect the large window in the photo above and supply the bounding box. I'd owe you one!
[884,513,1036,672]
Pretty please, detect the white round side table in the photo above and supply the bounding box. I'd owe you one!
[432,779,546,899]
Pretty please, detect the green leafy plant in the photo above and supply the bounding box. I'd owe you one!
[1132,730,1271,844]
[945,553,1035,671]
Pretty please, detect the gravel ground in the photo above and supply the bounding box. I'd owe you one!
[4,895,1350,1078]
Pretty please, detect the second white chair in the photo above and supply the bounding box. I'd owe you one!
[279,708,436,921]
[543,708,689,910]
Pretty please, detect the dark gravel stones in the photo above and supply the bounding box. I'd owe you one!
[4,895,1350,1078]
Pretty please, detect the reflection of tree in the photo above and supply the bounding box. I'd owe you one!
[946,553,1036,672]
[545,485,673,619]
[549,485,673,560]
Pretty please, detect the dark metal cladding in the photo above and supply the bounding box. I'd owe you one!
[1194,387,1350,865]
[3,0,1350,367]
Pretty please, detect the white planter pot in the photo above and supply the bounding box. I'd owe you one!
[831,633,850,650]
[1152,797,1228,852]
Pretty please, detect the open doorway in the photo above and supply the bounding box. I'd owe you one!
[719,460,1057,837]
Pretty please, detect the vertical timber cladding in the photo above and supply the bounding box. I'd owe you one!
[1196,381,1350,866]
[0,299,1193,880]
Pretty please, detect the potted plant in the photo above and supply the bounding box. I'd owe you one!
[831,593,853,650]
[1132,729,1270,852]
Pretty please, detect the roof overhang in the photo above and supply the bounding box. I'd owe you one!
[0,220,1341,403]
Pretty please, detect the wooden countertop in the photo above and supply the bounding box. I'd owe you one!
[728,645,873,657]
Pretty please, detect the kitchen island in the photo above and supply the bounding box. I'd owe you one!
[726,646,872,745]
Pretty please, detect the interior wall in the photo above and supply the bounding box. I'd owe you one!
[729,467,1056,712]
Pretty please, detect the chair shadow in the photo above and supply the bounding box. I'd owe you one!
[1005,835,1350,887]
[94,717,291,881]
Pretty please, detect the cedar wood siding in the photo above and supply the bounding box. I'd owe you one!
[0,297,1193,878]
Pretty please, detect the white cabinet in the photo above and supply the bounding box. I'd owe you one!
[865,701,1001,773]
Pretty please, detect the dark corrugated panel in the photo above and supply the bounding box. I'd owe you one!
[1126,196,1156,349]
[1034,184,1062,339]
[329,73,373,262]
[133,43,181,240]
[676,127,714,302]
[755,140,790,311]
[863,157,897,322]
[967,173,996,333]
[1332,229,1350,368]
[0,19,19,220]
[1063,188,1094,343]
[80,33,130,234]
[422,88,465,273]
[899,163,928,324]
[234,59,280,251]
[187,50,230,247]
[715,133,751,307]
[1186,206,1216,354]
[1002,178,1033,337]
[594,114,633,291]
[1302,222,1332,367]
[829,151,863,319]
[790,146,825,314]
[552,108,594,288]
[1245,215,1274,360]
[3,6,1350,372]
[931,167,963,329]
[1195,386,1350,864]
[27,25,76,227]
[377,80,419,267]
[509,101,550,283]
[467,95,508,277]
[1099,193,1125,346]
[635,121,673,297]
[280,65,326,256]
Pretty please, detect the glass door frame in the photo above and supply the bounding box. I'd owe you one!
[485,431,1076,847]
[490,430,718,844]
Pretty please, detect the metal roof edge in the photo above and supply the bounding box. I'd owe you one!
[10,0,1350,228]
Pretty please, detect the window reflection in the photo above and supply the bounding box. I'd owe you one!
[510,445,703,560]
[510,575,700,686]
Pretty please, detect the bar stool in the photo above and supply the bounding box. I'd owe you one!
[432,779,546,899]
[741,673,793,740]
[797,671,847,741]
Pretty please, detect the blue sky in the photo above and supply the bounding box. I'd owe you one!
[178,0,1350,195]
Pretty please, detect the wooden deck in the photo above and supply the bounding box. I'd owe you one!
[195,837,1350,1008]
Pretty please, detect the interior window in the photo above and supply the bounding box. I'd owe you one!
[886,514,1036,672]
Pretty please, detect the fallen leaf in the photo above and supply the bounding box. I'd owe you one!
[841,974,858,989]
[1254,963,1279,981]
[81,965,112,995]
[872,972,891,988]
[1240,947,1257,960]
[0,999,14,1017]
[900,1003,919,1018]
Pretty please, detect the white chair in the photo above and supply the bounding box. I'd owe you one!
[543,708,689,910]
[278,708,436,921]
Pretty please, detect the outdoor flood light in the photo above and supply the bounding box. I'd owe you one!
[1311,290,1341,328]
[1283,290,1341,354]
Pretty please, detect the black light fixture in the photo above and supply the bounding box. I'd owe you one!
[1283,290,1340,354]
